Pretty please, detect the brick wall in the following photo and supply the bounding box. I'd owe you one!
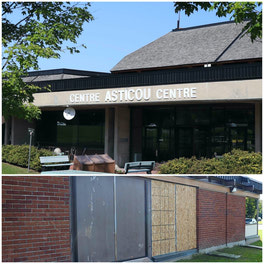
[197,189,227,249]
[227,195,245,243]
[197,189,245,250]
[2,176,71,262]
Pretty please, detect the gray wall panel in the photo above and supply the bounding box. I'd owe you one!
[116,177,146,261]
[75,176,115,262]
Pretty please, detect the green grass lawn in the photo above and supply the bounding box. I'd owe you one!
[2,163,39,174]
[178,246,262,262]
[251,240,262,247]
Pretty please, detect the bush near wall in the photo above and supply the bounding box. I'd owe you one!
[159,149,262,174]
[2,145,54,171]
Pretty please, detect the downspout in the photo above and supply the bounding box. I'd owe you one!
[257,199,259,237]
[226,192,228,246]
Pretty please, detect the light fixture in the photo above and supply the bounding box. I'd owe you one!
[230,187,237,193]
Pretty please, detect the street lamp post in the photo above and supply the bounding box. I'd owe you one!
[28,128,35,173]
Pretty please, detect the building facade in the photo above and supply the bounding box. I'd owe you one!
[9,21,262,167]
[2,176,262,262]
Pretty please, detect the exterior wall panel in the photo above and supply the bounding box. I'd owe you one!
[197,189,246,250]
[197,189,227,249]
[2,176,71,262]
[176,185,197,251]
[74,176,115,262]
[151,180,176,256]
[151,181,197,256]
[116,177,146,261]
[227,195,245,243]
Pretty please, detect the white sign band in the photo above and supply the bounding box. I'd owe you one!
[69,87,197,104]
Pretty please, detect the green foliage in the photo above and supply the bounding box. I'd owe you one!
[2,145,54,171]
[174,2,262,42]
[259,200,262,218]
[246,197,257,218]
[221,149,262,174]
[2,2,93,121]
[159,149,262,174]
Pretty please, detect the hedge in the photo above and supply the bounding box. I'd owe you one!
[2,145,54,171]
[159,149,262,174]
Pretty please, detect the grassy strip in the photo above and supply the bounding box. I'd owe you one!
[2,162,39,174]
[251,240,262,247]
[177,246,262,262]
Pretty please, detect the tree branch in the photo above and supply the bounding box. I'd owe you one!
[2,2,16,16]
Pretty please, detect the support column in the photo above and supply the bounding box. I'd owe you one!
[114,106,130,168]
[104,108,115,159]
[255,102,262,152]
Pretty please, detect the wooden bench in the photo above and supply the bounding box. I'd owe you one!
[40,155,73,171]
[124,161,155,174]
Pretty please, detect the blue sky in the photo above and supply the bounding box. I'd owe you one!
[38,2,234,73]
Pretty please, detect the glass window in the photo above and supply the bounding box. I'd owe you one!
[137,104,255,161]
[36,109,105,151]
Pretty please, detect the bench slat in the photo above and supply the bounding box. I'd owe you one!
[40,155,70,164]
[42,163,73,167]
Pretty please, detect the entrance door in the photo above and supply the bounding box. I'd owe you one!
[73,176,146,262]
[193,127,210,157]
[143,126,175,162]
[177,128,193,158]
[144,127,158,161]
[228,127,247,151]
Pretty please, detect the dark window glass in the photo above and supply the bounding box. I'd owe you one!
[132,103,255,162]
[36,110,105,152]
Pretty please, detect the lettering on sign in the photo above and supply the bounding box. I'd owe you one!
[69,87,197,104]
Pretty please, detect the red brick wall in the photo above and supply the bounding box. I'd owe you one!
[197,189,227,249]
[2,176,71,262]
[227,195,245,243]
[197,189,245,250]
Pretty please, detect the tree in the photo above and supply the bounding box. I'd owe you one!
[174,2,262,42]
[2,2,93,143]
[258,200,262,219]
[246,197,257,219]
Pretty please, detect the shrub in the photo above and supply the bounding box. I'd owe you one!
[159,149,262,174]
[221,149,262,174]
[2,145,54,171]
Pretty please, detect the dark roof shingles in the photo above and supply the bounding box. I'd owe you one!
[111,21,262,72]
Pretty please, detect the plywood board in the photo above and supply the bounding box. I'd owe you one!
[176,185,197,252]
[151,180,176,256]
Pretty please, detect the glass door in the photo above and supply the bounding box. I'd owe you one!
[143,127,158,161]
[228,127,248,151]
[193,127,210,158]
[177,128,193,158]
[143,126,175,162]
[158,127,175,161]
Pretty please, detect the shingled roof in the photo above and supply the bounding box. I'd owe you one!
[111,21,262,72]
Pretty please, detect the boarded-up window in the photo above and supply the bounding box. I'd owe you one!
[151,181,197,256]
[176,185,197,251]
